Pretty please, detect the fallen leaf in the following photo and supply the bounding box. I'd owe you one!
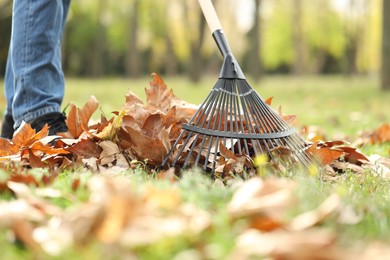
[228,177,296,231]
[288,194,341,231]
[229,228,349,260]
[306,141,344,165]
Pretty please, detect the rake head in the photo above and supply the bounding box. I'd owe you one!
[161,30,315,174]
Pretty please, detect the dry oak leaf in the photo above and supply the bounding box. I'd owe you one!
[125,126,169,166]
[12,123,49,148]
[288,194,341,231]
[146,73,175,113]
[0,138,19,156]
[146,73,197,119]
[306,141,344,165]
[265,96,274,106]
[229,228,350,260]
[369,123,390,144]
[65,95,99,138]
[228,177,296,231]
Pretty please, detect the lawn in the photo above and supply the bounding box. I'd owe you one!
[2,75,389,136]
[0,75,390,259]
[62,75,389,136]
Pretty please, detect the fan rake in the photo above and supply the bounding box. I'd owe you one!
[161,0,316,174]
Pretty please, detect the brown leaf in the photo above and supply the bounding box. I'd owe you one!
[300,125,327,142]
[125,90,144,105]
[30,142,70,155]
[337,146,369,165]
[66,96,99,138]
[289,194,341,231]
[12,123,48,148]
[219,141,239,161]
[277,106,297,125]
[80,96,99,129]
[370,124,390,144]
[12,219,42,252]
[123,103,150,126]
[306,142,344,165]
[265,96,274,106]
[9,174,40,187]
[99,141,120,166]
[67,104,83,138]
[71,178,80,191]
[125,126,168,166]
[27,149,47,168]
[230,229,348,260]
[142,114,163,138]
[228,177,296,231]
[0,138,19,156]
[146,73,174,113]
[66,138,103,158]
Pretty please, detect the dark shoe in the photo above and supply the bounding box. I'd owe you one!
[1,115,15,139]
[30,112,68,135]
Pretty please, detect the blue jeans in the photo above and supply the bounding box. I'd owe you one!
[4,0,71,129]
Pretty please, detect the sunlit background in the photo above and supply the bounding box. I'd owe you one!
[0,0,383,81]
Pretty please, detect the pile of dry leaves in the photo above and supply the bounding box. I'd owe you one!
[0,73,388,179]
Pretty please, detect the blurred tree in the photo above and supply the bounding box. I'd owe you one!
[1,0,383,78]
[262,0,294,72]
[341,0,368,75]
[381,0,390,91]
[185,0,207,82]
[0,0,12,75]
[246,0,263,81]
[125,0,141,78]
[90,0,108,77]
[291,0,306,74]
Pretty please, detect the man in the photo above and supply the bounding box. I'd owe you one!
[1,0,71,139]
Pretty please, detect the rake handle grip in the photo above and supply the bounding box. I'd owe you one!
[197,0,222,32]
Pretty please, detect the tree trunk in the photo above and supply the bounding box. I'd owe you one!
[125,0,140,78]
[164,33,178,76]
[186,3,207,83]
[292,0,305,75]
[381,0,390,91]
[90,0,107,77]
[247,0,263,82]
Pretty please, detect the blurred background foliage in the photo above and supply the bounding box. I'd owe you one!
[0,0,385,82]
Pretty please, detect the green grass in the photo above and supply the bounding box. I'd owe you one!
[1,75,389,137]
[64,75,390,137]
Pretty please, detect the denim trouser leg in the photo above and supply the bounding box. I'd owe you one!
[4,0,71,129]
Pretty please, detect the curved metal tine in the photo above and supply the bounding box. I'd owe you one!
[233,81,247,154]
[224,79,234,152]
[242,80,287,132]
[238,82,261,156]
[172,130,195,168]
[244,79,290,130]
[244,82,282,134]
[237,82,258,136]
[288,135,320,167]
[162,129,186,167]
[196,80,226,171]
[207,80,229,172]
[190,81,222,126]
[237,81,264,134]
[229,80,240,154]
[184,81,226,167]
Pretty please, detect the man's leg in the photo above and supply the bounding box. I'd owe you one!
[1,48,15,139]
[10,0,68,133]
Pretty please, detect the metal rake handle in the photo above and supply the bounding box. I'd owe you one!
[198,0,245,79]
[197,0,222,33]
